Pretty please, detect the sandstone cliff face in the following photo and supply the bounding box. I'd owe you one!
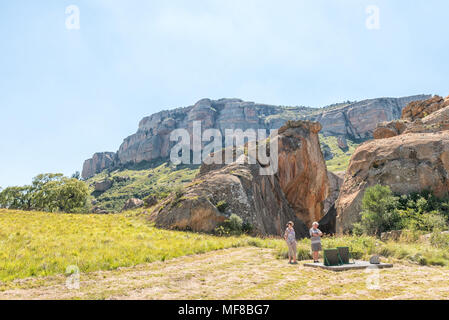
[82,152,117,180]
[324,171,345,215]
[82,95,430,179]
[276,121,329,227]
[149,121,329,238]
[374,96,449,139]
[337,95,449,234]
[306,95,430,140]
[402,95,449,121]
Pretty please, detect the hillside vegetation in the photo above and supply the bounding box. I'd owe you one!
[86,163,199,212]
[320,135,360,172]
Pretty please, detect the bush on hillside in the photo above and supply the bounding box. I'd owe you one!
[215,214,249,236]
[353,185,449,236]
[353,185,402,236]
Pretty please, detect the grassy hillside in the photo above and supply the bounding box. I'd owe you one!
[0,209,280,282]
[1,209,448,285]
[320,135,360,172]
[86,163,199,212]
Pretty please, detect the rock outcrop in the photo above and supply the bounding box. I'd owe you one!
[373,96,449,139]
[317,172,344,235]
[306,95,430,140]
[82,95,430,179]
[324,171,345,215]
[122,198,144,211]
[94,179,113,192]
[402,95,449,121]
[337,95,449,234]
[149,121,329,238]
[82,152,117,180]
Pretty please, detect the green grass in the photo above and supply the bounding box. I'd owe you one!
[320,135,360,172]
[86,163,199,212]
[275,234,449,267]
[1,209,448,284]
[0,209,281,282]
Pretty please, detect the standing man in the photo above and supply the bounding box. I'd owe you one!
[310,222,323,263]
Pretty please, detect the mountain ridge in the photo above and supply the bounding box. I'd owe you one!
[82,94,430,179]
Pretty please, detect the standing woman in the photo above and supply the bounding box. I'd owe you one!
[310,222,323,263]
[284,221,298,265]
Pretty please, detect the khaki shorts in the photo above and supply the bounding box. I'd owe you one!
[287,241,297,258]
[311,242,322,252]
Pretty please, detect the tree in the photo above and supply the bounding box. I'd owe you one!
[0,173,89,213]
[356,185,401,236]
[71,171,81,180]
[0,186,33,210]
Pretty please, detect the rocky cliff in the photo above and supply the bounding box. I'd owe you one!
[82,95,430,179]
[336,95,449,234]
[305,95,430,140]
[149,121,329,238]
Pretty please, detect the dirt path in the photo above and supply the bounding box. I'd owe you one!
[1,247,449,300]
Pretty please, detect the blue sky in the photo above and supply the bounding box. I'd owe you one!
[1,0,448,187]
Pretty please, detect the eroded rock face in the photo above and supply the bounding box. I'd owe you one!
[336,132,449,234]
[318,171,345,235]
[306,95,430,140]
[82,95,430,179]
[149,121,329,238]
[82,152,117,179]
[276,121,329,227]
[373,96,449,139]
[402,95,449,121]
[324,171,345,215]
[338,95,449,234]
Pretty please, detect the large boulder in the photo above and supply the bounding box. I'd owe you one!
[336,131,449,233]
[122,198,144,211]
[149,120,329,238]
[94,179,113,192]
[337,95,449,234]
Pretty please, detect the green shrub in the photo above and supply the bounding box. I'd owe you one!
[215,200,228,213]
[171,185,185,208]
[214,226,230,237]
[215,214,246,236]
[357,185,402,236]
[174,185,185,200]
[430,232,449,249]
[404,212,448,232]
[356,185,449,236]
